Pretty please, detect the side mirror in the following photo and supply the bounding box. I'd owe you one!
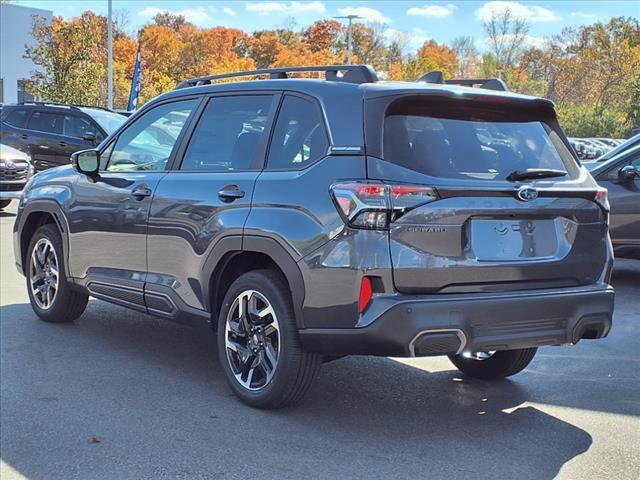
[72,149,100,177]
[618,165,638,182]
[82,132,97,142]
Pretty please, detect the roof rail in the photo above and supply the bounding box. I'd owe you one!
[17,101,114,111]
[416,71,509,92]
[175,64,379,89]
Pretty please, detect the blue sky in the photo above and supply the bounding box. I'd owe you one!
[13,1,640,51]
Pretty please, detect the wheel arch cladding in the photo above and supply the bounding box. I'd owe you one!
[207,236,306,329]
[19,202,68,276]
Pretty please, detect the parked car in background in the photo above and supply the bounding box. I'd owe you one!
[595,138,620,148]
[0,102,126,171]
[0,144,34,209]
[13,65,615,408]
[590,144,640,259]
[584,134,640,167]
[569,139,587,159]
[570,138,598,160]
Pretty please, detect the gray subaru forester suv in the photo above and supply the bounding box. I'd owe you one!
[13,65,614,408]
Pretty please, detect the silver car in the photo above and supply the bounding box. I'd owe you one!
[0,144,34,209]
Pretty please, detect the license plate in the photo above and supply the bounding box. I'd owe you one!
[470,219,558,261]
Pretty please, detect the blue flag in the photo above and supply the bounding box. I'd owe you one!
[127,46,142,111]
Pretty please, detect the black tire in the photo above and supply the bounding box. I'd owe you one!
[0,199,11,210]
[217,269,321,409]
[26,224,88,323]
[448,348,537,380]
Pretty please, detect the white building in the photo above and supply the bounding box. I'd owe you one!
[0,3,52,104]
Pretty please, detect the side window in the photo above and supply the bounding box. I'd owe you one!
[267,96,328,170]
[180,95,274,171]
[105,99,198,172]
[27,111,64,134]
[3,108,29,128]
[63,115,98,139]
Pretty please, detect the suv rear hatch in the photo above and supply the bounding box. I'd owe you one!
[364,92,609,294]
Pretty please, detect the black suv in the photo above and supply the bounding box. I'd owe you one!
[1,102,126,171]
[13,66,615,408]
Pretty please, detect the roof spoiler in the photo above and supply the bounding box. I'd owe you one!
[417,71,509,91]
[175,65,379,89]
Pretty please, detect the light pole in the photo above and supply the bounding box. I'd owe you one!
[334,15,362,65]
[107,0,113,109]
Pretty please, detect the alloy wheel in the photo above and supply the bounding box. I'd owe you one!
[224,290,280,391]
[30,238,59,310]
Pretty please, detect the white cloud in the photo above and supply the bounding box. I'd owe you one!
[138,6,213,25]
[337,7,391,24]
[522,34,546,48]
[223,7,238,16]
[483,33,547,49]
[475,1,560,23]
[407,4,457,18]
[412,27,426,34]
[245,2,325,16]
[570,11,597,20]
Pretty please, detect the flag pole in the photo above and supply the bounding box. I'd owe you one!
[107,0,113,110]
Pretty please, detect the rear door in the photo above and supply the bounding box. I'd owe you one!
[146,93,279,313]
[25,110,67,170]
[366,94,608,293]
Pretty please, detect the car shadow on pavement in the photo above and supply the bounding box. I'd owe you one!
[1,301,599,480]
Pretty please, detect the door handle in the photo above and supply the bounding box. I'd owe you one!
[59,141,67,147]
[218,186,245,202]
[131,186,153,199]
[20,134,28,140]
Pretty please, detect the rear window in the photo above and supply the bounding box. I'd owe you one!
[3,108,29,128]
[382,97,576,181]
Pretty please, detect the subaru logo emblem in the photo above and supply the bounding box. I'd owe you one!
[517,186,538,202]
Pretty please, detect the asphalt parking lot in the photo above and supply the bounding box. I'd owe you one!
[1,201,639,480]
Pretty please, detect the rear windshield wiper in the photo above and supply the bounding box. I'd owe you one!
[506,169,567,182]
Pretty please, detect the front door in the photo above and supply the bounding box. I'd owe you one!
[67,98,201,309]
[146,94,279,314]
[598,150,640,248]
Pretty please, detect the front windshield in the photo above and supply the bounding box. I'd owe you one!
[83,109,127,135]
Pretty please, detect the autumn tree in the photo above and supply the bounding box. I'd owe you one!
[248,31,283,69]
[451,36,479,77]
[303,20,342,53]
[483,8,530,74]
[25,12,134,107]
[401,40,459,80]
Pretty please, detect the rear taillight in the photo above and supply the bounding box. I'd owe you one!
[330,181,438,230]
[595,187,610,212]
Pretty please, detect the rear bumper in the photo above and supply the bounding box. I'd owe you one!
[299,285,614,357]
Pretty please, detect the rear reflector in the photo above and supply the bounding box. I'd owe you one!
[358,276,372,313]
